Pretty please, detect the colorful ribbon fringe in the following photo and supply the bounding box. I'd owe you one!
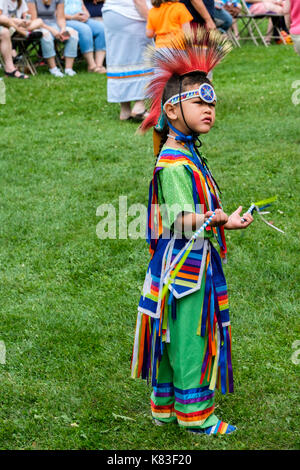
[131,242,234,394]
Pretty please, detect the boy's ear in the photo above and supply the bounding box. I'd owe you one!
[164,103,179,121]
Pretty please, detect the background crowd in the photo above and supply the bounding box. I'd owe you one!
[0,0,299,114]
[0,0,106,77]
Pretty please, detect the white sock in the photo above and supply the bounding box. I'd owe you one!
[49,67,64,77]
[64,68,76,76]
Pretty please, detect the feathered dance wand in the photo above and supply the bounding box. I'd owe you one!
[241,195,284,233]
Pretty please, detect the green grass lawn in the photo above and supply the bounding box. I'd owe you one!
[0,43,299,451]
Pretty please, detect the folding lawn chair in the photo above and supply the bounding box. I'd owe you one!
[226,28,241,48]
[12,35,41,75]
[236,0,288,47]
[12,32,67,76]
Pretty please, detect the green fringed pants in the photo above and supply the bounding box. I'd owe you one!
[150,287,219,429]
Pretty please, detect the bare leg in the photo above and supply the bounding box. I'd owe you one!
[265,18,273,44]
[120,102,132,121]
[65,57,75,69]
[46,57,56,69]
[131,100,146,116]
[0,27,15,72]
[232,19,239,38]
[95,49,106,70]
[83,51,97,71]
[0,27,28,77]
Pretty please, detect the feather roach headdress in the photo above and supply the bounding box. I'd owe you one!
[140,28,232,133]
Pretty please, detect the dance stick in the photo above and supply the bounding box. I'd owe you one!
[241,204,256,223]
[240,196,284,233]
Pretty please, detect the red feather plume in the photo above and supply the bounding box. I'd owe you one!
[140,27,232,133]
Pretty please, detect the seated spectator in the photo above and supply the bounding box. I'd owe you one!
[27,0,79,77]
[65,0,106,73]
[284,0,300,55]
[4,0,44,38]
[1,0,35,36]
[246,0,290,44]
[246,0,285,16]
[214,0,233,33]
[83,0,103,19]
[0,12,29,77]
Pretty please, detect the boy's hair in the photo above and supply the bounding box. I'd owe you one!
[151,0,178,7]
[162,71,213,105]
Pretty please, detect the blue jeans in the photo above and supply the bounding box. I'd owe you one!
[214,8,233,32]
[66,18,106,54]
[41,22,78,59]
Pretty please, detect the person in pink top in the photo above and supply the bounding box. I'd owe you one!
[284,0,300,55]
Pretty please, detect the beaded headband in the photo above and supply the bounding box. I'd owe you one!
[163,83,216,110]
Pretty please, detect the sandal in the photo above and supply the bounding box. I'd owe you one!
[96,66,106,74]
[131,110,149,121]
[5,69,29,79]
[119,113,132,121]
[89,66,106,74]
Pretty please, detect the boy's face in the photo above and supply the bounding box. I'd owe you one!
[166,83,216,135]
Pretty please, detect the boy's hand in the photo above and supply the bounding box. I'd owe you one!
[204,208,228,227]
[224,206,254,230]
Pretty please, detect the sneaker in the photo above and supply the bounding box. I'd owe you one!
[152,418,166,426]
[64,68,76,77]
[49,67,64,78]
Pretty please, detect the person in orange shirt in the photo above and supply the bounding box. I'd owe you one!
[146,0,193,48]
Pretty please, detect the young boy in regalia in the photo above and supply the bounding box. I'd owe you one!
[131,29,253,435]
